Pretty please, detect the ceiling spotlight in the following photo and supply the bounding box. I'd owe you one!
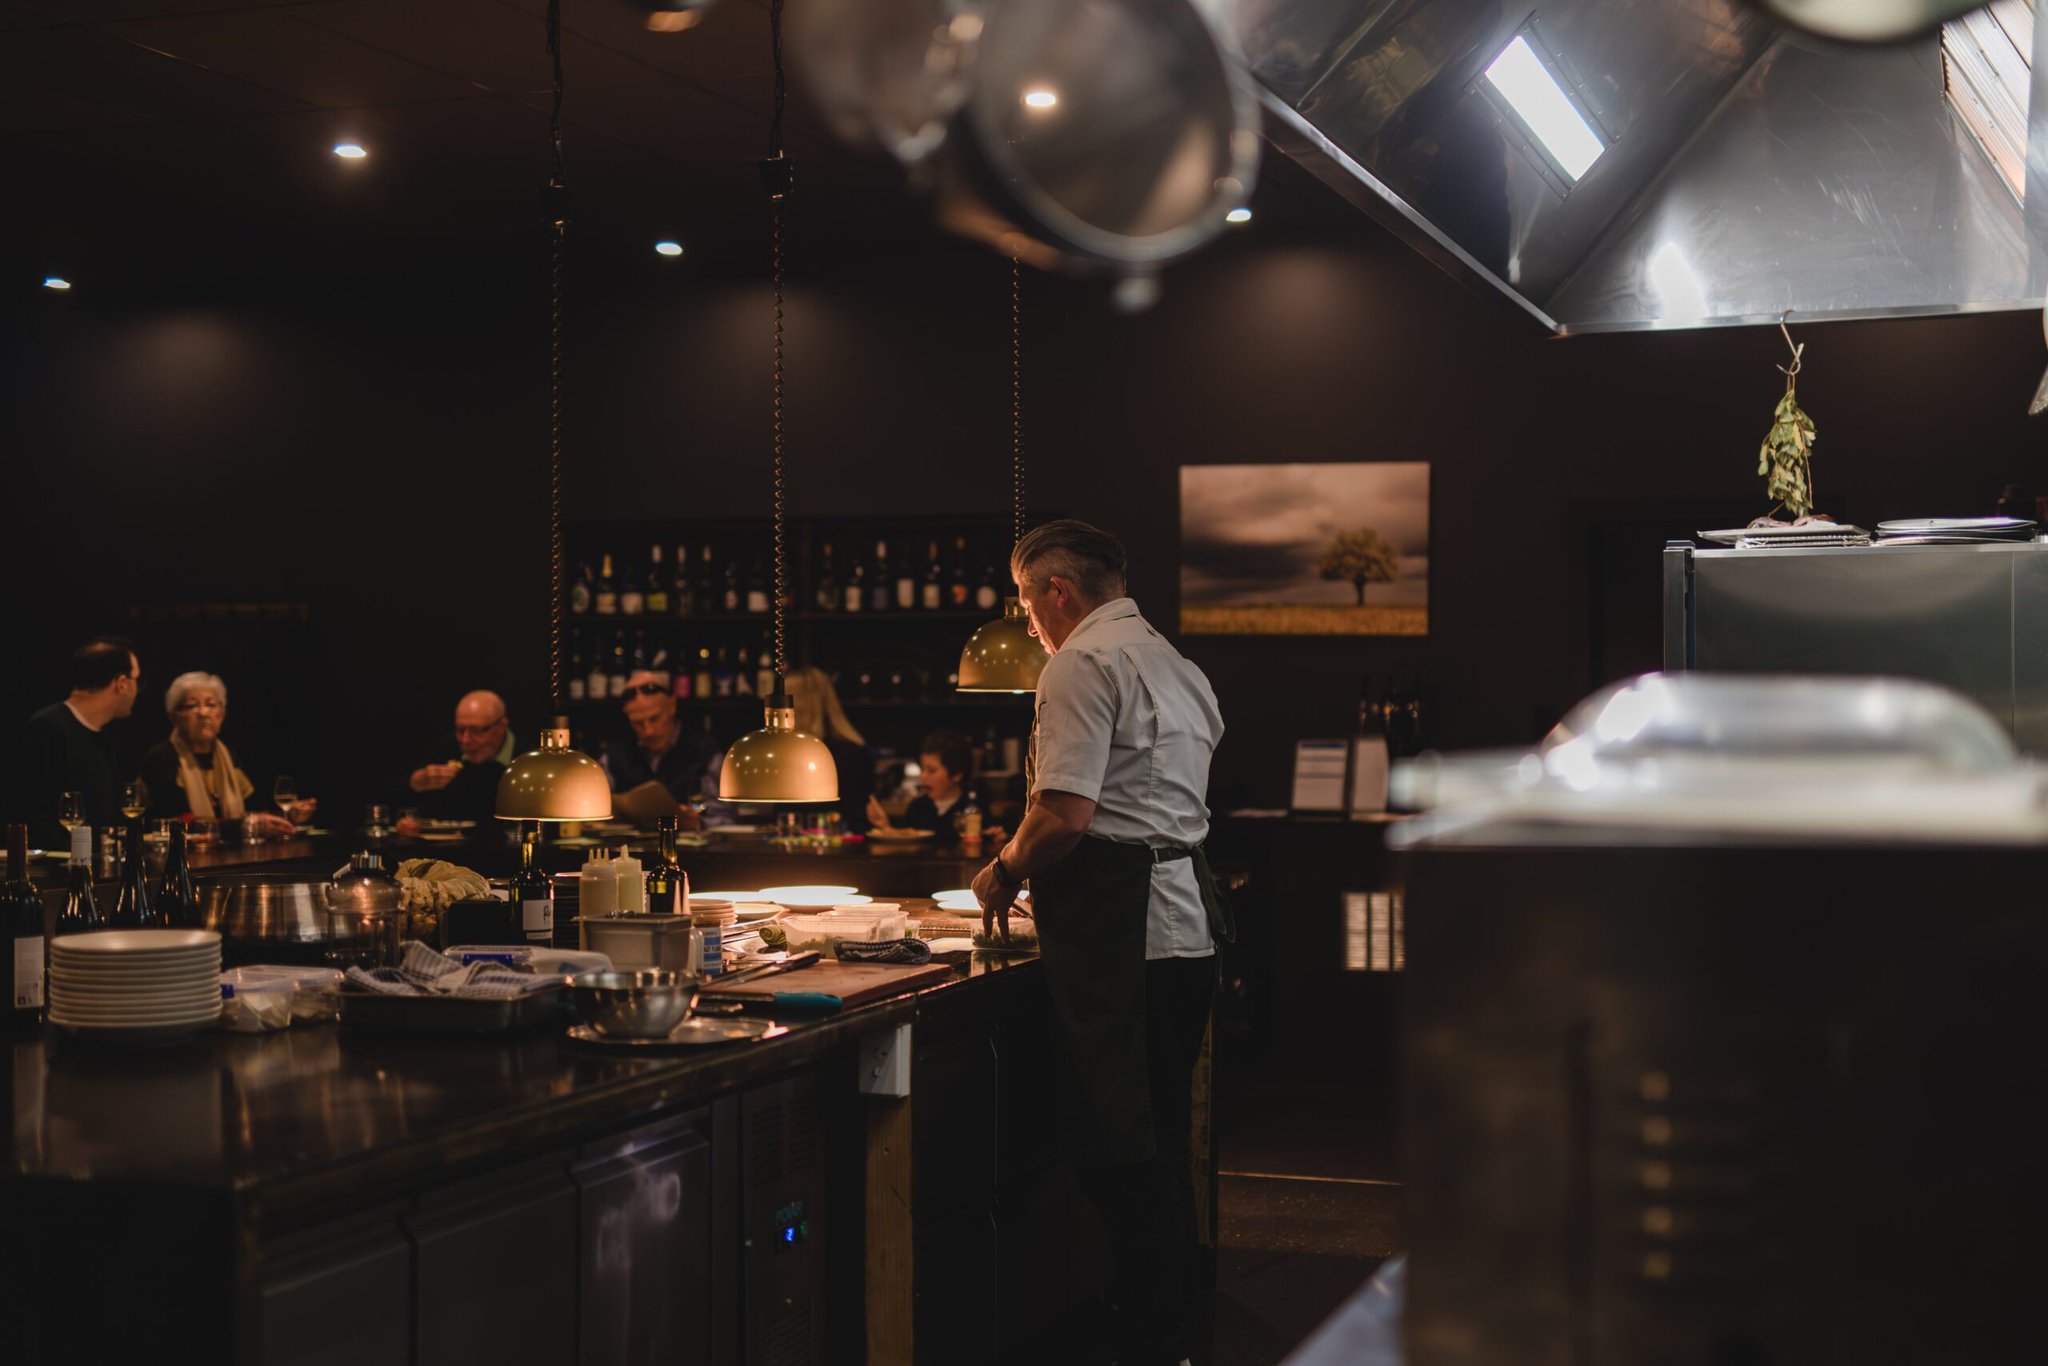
[1021,89,1058,110]
[654,240,684,257]
[43,277,71,290]
[1225,207,1252,224]
[333,142,367,159]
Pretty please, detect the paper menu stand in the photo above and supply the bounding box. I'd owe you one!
[1349,733,1390,815]
[1290,739,1350,814]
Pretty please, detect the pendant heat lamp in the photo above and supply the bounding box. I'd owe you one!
[498,0,611,823]
[958,256,1046,695]
[722,0,839,805]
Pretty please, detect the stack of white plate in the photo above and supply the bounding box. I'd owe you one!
[49,929,223,1041]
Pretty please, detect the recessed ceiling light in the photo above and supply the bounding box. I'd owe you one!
[1021,89,1058,110]
[1225,207,1252,224]
[654,240,684,257]
[333,142,367,159]
[1482,34,1606,183]
[42,277,71,290]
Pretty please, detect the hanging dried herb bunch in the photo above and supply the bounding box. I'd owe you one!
[1758,319,1817,518]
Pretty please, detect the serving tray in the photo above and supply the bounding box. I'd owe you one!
[336,984,568,1035]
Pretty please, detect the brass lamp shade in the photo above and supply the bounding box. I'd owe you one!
[957,597,1046,693]
[496,725,614,821]
[721,702,839,802]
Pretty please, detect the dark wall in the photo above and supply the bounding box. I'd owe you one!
[7,215,2047,817]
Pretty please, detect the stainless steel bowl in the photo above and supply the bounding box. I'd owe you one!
[199,877,331,944]
[568,969,702,1039]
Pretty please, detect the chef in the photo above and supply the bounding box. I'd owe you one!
[972,519,1229,1366]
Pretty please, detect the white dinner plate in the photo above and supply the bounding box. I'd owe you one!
[689,890,760,903]
[52,930,220,954]
[868,828,934,842]
[759,885,858,902]
[931,888,1029,904]
[51,983,221,1002]
[706,824,770,837]
[50,961,220,979]
[732,905,783,923]
[50,1003,222,1024]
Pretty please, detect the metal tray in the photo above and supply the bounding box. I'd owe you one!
[336,984,568,1035]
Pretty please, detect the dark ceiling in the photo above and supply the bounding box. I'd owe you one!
[2,0,1356,288]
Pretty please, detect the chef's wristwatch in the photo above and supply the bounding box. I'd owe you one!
[990,853,1018,887]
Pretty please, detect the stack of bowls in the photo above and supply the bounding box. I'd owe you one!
[50,929,224,1041]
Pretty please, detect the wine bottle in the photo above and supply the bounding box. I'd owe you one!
[720,555,742,614]
[746,559,770,615]
[672,649,694,700]
[619,554,645,616]
[922,540,943,610]
[844,554,865,613]
[870,540,892,612]
[644,544,670,616]
[646,814,688,915]
[950,537,971,607]
[110,820,154,929]
[815,543,838,613]
[755,648,775,698]
[58,825,102,935]
[5,823,45,1027]
[568,562,594,616]
[595,554,619,616]
[608,634,629,697]
[713,646,737,698]
[155,823,198,929]
[567,647,586,702]
[694,647,714,699]
[894,545,917,611]
[975,561,1001,611]
[673,544,694,616]
[514,823,553,944]
[586,649,610,703]
[697,545,718,615]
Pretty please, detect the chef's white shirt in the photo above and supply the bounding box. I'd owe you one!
[1030,597,1224,959]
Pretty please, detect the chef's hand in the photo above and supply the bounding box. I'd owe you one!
[973,860,1018,942]
[410,763,459,792]
[865,795,891,831]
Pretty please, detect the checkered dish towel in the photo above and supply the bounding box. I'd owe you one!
[344,941,558,999]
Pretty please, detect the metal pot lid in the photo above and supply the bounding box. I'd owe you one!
[960,0,1259,268]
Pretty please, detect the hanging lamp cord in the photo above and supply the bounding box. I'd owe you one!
[766,0,791,688]
[1011,254,1024,556]
[544,0,567,713]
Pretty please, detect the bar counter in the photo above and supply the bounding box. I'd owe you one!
[2,945,1112,1366]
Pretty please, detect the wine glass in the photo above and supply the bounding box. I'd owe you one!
[120,781,146,821]
[57,791,84,833]
[273,775,298,825]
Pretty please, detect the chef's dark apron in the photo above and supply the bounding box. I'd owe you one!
[1031,836,1231,1166]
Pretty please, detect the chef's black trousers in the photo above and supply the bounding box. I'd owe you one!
[1073,954,1216,1366]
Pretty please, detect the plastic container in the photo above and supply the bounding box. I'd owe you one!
[579,914,700,973]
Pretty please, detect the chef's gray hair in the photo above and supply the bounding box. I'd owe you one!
[1011,519,1128,604]
[165,671,227,716]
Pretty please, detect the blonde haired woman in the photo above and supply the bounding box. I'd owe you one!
[138,672,302,836]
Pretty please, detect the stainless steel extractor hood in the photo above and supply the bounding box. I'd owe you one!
[1228,0,2048,334]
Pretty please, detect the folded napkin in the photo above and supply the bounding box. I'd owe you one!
[344,941,558,999]
[833,937,934,965]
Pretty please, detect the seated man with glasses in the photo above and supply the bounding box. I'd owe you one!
[403,690,516,825]
[600,671,719,829]
[5,636,143,847]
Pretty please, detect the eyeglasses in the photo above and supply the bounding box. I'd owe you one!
[454,721,505,736]
[174,698,224,713]
[622,682,670,699]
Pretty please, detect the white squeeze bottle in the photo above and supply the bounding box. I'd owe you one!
[612,846,646,916]
[580,849,617,919]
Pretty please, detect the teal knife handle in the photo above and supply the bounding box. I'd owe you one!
[769,992,843,1010]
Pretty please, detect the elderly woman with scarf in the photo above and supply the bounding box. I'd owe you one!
[138,672,304,837]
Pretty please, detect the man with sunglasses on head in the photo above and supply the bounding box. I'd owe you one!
[6,636,144,848]
[600,671,718,829]
[403,690,516,825]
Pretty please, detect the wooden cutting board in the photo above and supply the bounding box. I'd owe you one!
[700,960,958,1010]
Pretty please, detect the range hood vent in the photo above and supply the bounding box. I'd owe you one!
[1230,0,2048,334]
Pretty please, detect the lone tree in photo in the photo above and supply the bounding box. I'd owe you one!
[1317,528,1400,605]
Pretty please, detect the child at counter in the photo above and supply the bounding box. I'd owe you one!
[867,729,1003,846]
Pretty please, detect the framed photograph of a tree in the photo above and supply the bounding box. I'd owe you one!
[1179,462,1429,636]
